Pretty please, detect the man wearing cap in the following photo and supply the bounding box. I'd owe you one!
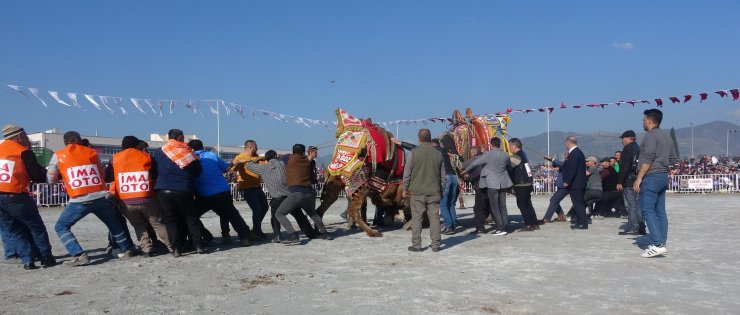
[107,136,175,257]
[0,125,56,269]
[49,131,135,266]
[596,157,620,218]
[616,130,646,235]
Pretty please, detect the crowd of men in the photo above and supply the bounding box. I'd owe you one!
[0,128,328,269]
[0,109,678,270]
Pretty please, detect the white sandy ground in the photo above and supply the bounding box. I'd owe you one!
[1,195,739,315]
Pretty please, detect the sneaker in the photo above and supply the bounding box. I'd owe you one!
[270,235,281,244]
[431,247,441,252]
[40,257,57,268]
[442,228,456,235]
[407,246,422,252]
[641,245,667,258]
[491,230,508,236]
[317,232,333,240]
[63,253,90,267]
[171,248,181,258]
[282,232,301,245]
[618,230,638,236]
[23,263,38,270]
[194,247,205,254]
[117,250,135,259]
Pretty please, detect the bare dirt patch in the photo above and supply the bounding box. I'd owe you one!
[237,273,285,291]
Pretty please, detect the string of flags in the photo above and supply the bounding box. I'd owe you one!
[6,84,739,130]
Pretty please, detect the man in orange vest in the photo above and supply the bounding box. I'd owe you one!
[48,131,134,266]
[108,136,174,257]
[0,125,55,270]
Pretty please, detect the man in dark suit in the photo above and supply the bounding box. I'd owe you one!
[562,136,588,229]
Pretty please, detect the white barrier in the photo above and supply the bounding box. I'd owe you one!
[28,173,740,207]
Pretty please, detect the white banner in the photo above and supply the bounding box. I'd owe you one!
[688,178,713,190]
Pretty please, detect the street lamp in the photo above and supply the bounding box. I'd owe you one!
[728,129,738,158]
[690,121,694,159]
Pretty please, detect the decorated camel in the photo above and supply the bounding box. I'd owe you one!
[316,108,511,237]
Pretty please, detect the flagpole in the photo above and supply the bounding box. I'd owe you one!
[546,109,551,192]
[217,99,221,158]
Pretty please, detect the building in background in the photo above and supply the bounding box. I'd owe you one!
[28,129,287,166]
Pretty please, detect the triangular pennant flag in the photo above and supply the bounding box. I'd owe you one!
[730,89,740,101]
[156,100,165,117]
[699,93,708,102]
[560,102,566,109]
[655,98,663,106]
[130,98,147,114]
[207,100,218,115]
[683,95,692,103]
[144,99,160,117]
[7,85,30,99]
[184,100,196,114]
[48,91,72,107]
[229,103,246,119]
[66,93,83,110]
[98,96,115,114]
[715,90,728,98]
[572,105,582,109]
[669,96,680,103]
[112,97,127,115]
[28,88,48,107]
[641,100,651,104]
[548,107,554,113]
[220,100,231,116]
[84,94,103,111]
[537,108,545,112]
[169,100,176,114]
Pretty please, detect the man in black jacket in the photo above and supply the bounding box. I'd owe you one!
[616,130,645,235]
[562,136,588,229]
[508,138,538,231]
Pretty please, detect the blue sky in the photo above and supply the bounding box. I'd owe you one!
[2,1,739,152]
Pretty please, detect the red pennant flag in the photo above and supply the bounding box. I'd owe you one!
[600,104,607,108]
[524,109,534,113]
[537,108,545,112]
[641,100,651,104]
[655,98,663,106]
[716,90,728,98]
[683,95,692,103]
[699,93,708,102]
[506,108,513,113]
[573,105,582,109]
[560,102,566,109]
[627,100,636,106]
[548,107,554,113]
[731,89,740,101]
[669,97,680,103]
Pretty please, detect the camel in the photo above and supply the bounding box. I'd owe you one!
[316,108,511,237]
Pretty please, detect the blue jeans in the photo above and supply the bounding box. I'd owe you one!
[639,173,669,246]
[0,194,52,263]
[439,174,459,228]
[241,187,269,233]
[55,197,133,256]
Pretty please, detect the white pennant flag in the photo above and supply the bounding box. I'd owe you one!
[195,100,204,118]
[28,88,48,107]
[169,100,176,114]
[84,94,103,111]
[220,100,231,116]
[48,91,72,107]
[112,97,127,115]
[98,96,115,114]
[229,103,246,119]
[251,109,261,121]
[206,100,218,115]
[185,100,196,114]
[7,85,30,99]
[144,99,159,116]
[66,93,83,110]
[130,98,147,114]
[295,117,311,128]
[158,100,167,116]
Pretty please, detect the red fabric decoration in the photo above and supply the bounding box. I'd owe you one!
[731,89,739,101]
[655,99,663,106]
[669,97,680,103]
[560,102,566,108]
[699,93,708,102]
[683,95,692,103]
[716,90,728,97]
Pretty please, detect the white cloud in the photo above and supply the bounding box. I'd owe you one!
[611,42,635,51]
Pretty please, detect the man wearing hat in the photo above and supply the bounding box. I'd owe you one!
[0,125,56,269]
[107,136,176,257]
[616,130,645,235]
[48,131,135,266]
[583,155,603,219]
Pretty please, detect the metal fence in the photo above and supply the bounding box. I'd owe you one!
[29,174,740,207]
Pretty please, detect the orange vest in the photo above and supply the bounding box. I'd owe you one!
[56,144,107,198]
[0,140,31,193]
[110,148,154,200]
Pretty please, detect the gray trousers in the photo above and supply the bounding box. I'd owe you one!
[486,188,508,230]
[624,187,642,231]
[410,194,441,249]
[275,191,326,235]
[118,199,173,253]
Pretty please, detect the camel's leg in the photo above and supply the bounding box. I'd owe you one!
[316,175,343,217]
[349,187,382,237]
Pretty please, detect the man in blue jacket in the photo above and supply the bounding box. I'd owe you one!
[188,140,253,248]
[562,136,588,230]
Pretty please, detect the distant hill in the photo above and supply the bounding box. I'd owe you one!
[519,120,740,163]
[314,121,740,166]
